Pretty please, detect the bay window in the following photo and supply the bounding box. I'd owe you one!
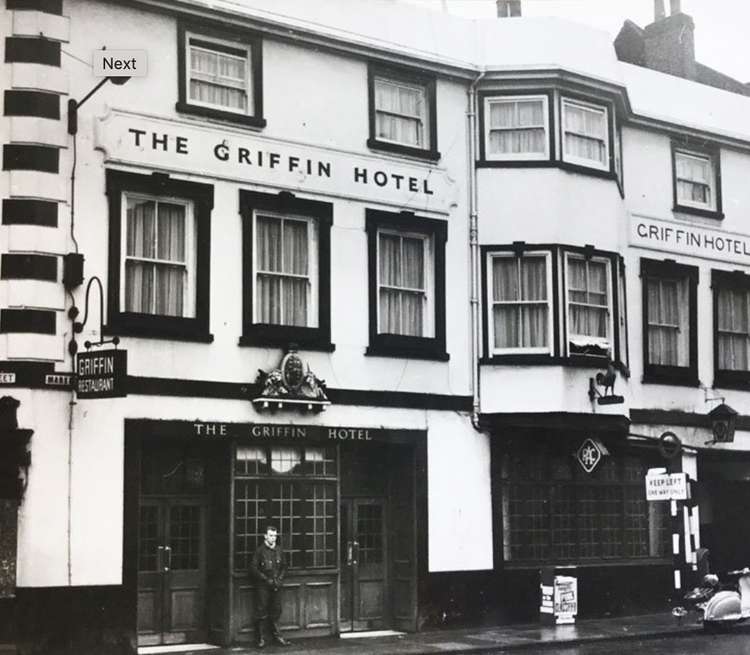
[241,190,332,350]
[641,259,698,385]
[484,95,549,161]
[566,254,612,357]
[366,209,447,360]
[561,98,609,171]
[488,252,552,354]
[105,170,213,341]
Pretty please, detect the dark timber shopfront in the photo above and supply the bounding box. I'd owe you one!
[124,420,425,647]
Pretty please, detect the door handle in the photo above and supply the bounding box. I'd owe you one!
[163,545,172,572]
[352,540,359,566]
[346,541,353,566]
[157,545,164,571]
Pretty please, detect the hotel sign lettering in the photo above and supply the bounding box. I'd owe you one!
[96,110,454,214]
[76,350,127,399]
[631,215,750,266]
[193,422,376,442]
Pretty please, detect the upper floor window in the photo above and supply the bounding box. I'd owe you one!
[484,95,549,161]
[177,23,265,128]
[367,64,439,161]
[641,259,698,386]
[566,254,612,357]
[488,252,552,354]
[240,190,333,351]
[713,269,750,388]
[105,170,213,342]
[672,145,722,218]
[366,209,447,361]
[561,98,609,171]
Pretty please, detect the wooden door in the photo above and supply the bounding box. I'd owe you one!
[340,498,387,632]
[137,498,207,645]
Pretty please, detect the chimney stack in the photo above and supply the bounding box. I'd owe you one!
[670,0,681,14]
[643,7,695,79]
[496,0,521,17]
[654,0,665,20]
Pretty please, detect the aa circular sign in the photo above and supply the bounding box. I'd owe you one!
[658,431,682,460]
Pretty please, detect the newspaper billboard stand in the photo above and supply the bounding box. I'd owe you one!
[540,566,578,625]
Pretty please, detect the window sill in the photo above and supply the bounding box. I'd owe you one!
[642,371,700,387]
[481,354,620,369]
[239,325,335,352]
[366,138,440,162]
[175,101,266,129]
[104,316,213,343]
[366,343,449,362]
[477,159,556,169]
[559,160,616,180]
[714,372,750,390]
[672,204,724,220]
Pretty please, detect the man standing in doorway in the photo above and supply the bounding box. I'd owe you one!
[251,525,290,648]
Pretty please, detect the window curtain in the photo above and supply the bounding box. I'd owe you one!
[375,78,425,147]
[489,99,545,155]
[492,256,548,349]
[676,154,711,205]
[256,215,309,326]
[564,103,606,164]
[189,44,248,111]
[718,287,750,370]
[125,198,186,317]
[647,277,689,366]
[378,233,425,336]
[568,259,608,339]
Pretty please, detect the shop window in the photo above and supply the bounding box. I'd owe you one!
[367,64,439,161]
[234,445,337,572]
[240,190,333,351]
[177,23,265,127]
[566,253,612,358]
[713,269,750,388]
[365,209,448,361]
[499,447,669,564]
[641,258,698,386]
[484,95,550,161]
[105,170,213,342]
[672,145,722,218]
[488,251,552,354]
[561,97,609,171]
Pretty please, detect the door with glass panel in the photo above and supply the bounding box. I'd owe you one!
[340,498,387,632]
[137,497,207,645]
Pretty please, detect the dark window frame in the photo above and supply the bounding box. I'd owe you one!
[713,269,750,389]
[367,63,440,162]
[176,21,265,128]
[365,209,448,361]
[239,189,333,352]
[671,141,723,220]
[105,169,214,342]
[640,258,699,387]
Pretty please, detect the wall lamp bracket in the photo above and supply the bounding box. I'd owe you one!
[67,76,130,135]
[68,276,119,354]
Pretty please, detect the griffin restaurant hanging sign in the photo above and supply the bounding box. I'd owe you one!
[75,350,127,399]
[95,110,454,214]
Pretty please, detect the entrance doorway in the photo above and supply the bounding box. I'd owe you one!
[340,498,387,632]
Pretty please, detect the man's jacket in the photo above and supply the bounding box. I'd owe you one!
[250,542,288,587]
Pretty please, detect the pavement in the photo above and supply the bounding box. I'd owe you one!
[147,612,715,655]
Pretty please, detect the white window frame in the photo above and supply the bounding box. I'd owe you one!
[186,31,253,116]
[487,251,553,355]
[561,97,610,172]
[120,192,197,318]
[674,148,716,211]
[373,75,430,150]
[375,228,434,338]
[484,95,550,161]
[251,210,319,328]
[565,253,613,356]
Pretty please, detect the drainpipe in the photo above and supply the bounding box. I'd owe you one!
[467,69,485,430]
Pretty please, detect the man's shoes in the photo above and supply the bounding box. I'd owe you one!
[256,636,266,649]
[273,636,290,646]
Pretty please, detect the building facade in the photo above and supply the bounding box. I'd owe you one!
[2,0,750,653]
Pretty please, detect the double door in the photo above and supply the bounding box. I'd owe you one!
[340,498,387,632]
[137,497,207,646]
